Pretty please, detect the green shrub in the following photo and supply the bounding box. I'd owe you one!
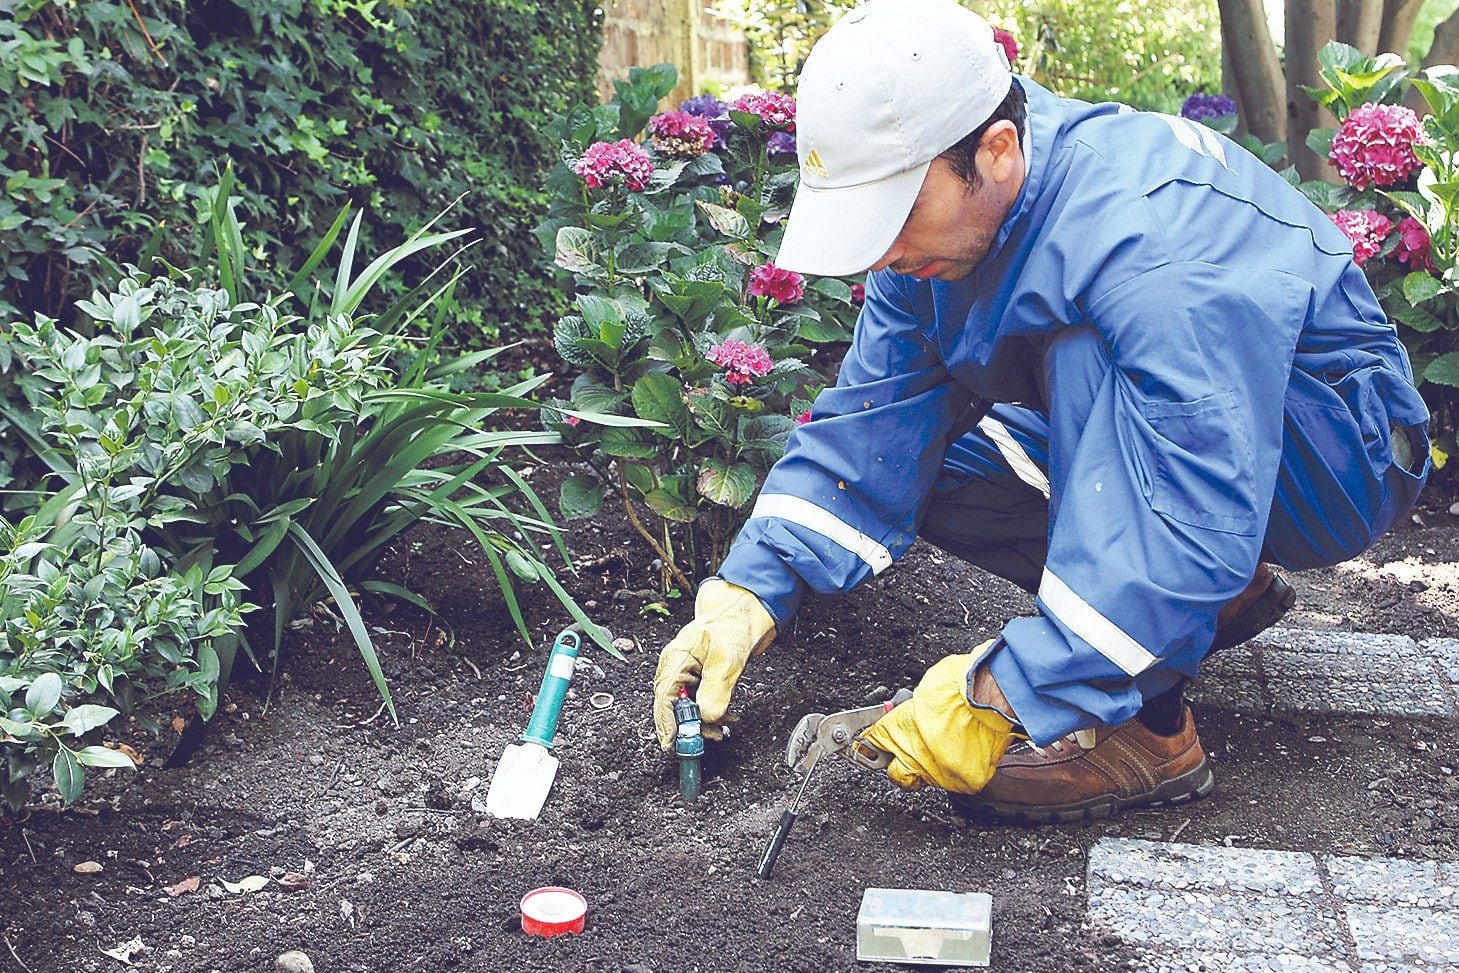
[539,67,863,592]
[0,0,602,338]
[0,172,617,809]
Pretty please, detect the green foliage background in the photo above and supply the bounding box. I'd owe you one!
[713,0,1222,111]
[1,0,603,339]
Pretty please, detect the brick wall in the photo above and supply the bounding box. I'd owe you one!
[597,0,751,104]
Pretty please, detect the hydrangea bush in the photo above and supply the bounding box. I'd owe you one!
[1288,43,1459,468]
[535,64,864,592]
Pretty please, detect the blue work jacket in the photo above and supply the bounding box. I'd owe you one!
[718,78,1429,743]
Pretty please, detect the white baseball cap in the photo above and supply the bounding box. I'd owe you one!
[774,0,1014,277]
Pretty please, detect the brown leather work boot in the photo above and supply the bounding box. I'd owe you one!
[1212,563,1296,652]
[952,705,1213,824]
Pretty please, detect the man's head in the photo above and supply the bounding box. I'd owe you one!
[871,81,1027,281]
[774,0,1025,281]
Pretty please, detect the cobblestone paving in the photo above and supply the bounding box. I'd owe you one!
[1191,629,1459,718]
[1087,838,1459,972]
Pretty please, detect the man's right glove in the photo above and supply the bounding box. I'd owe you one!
[860,640,1016,795]
[653,578,776,750]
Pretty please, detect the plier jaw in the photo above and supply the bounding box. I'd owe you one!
[784,688,913,775]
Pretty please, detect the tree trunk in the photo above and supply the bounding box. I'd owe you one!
[1221,36,1250,137]
[1336,1,1384,56]
[1377,0,1426,56]
[1217,0,1287,144]
[1287,0,1338,180]
[1404,11,1459,115]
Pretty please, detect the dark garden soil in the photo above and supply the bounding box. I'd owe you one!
[2,454,1458,973]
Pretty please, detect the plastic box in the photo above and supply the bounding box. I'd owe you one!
[855,887,992,967]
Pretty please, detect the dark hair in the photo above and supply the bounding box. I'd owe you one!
[937,79,1027,190]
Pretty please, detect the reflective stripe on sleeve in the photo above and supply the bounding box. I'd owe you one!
[977,416,1051,498]
[749,493,894,575]
[1038,569,1159,675]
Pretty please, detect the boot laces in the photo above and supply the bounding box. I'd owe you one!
[1029,728,1098,757]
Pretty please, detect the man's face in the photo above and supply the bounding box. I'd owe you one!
[868,120,1025,282]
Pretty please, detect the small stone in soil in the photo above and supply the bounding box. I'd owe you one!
[275,950,314,973]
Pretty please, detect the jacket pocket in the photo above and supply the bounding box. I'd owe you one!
[1140,390,1257,535]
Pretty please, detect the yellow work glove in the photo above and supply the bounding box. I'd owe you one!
[653,578,776,751]
[860,640,1016,795]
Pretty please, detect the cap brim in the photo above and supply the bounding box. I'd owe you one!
[773,161,931,277]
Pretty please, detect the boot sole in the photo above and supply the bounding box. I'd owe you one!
[951,758,1216,825]
[1211,575,1296,652]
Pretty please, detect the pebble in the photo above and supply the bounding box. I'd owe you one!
[275,951,314,973]
[1450,501,1459,516]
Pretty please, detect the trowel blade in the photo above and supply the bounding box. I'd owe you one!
[484,741,559,820]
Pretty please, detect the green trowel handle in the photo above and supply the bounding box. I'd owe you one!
[521,629,581,749]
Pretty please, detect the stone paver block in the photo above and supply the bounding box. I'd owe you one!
[1202,648,1264,678]
[1347,904,1459,967]
[1136,948,1353,972]
[1254,629,1419,657]
[1089,885,1349,956]
[1192,627,1456,718]
[1090,838,1322,897]
[1423,639,1459,685]
[1261,648,1420,682]
[1267,675,1451,718]
[1090,840,1459,973]
[1327,856,1457,908]
[1191,674,1268,713]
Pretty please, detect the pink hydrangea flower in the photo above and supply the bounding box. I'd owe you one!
[993,28,1019,65]
[1330,209,1394,266]
[707,339,774,386]
[851,283,866,304]
[1329,103,1425,191]
[795,410,812,425]
[573,139,654,192]
[1394,216,1436,273]
[648,110,716,159]
[747,261,805,304]
[731,91,796,132]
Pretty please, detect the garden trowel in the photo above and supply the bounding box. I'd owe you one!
[485,629,580,820]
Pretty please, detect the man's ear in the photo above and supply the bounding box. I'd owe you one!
[978,120,1022,185]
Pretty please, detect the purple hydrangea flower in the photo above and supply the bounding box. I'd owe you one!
[1180,92,1238,122]
[680,94,731,149]
[767,131,796,156]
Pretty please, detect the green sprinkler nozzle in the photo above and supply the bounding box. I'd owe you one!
[674,688,704,804]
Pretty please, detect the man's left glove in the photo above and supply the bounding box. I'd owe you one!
[860,640,1016,795]
[652,579,777,750]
